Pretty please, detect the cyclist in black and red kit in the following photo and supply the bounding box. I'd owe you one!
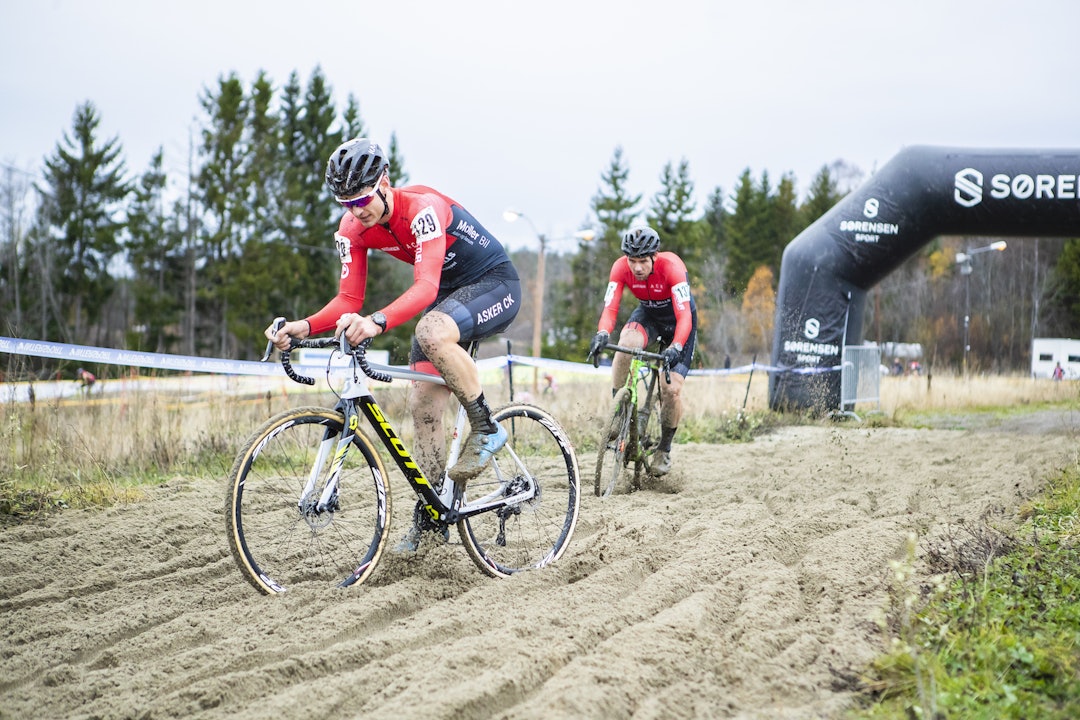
[266,138,521,550]
[586,226,697,476]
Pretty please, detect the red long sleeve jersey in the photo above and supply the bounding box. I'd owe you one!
[598,252,696,347]
[305,185,510,334]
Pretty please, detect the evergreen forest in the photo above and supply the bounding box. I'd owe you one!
[2,66,1078,377]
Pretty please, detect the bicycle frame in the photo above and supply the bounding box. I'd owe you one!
[285,339,539,529]
[606,342,670,404]
[230,324,580,592]
[593,342,671,496]
[624,356,657,411]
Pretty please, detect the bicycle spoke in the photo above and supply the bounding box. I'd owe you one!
[226,408,391,594]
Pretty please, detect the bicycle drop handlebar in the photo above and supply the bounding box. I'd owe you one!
[262,317,394,386]
[602,343,672,384]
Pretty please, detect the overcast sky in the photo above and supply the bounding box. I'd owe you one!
[3,0,1079,250]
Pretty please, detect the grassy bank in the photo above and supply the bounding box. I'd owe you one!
[849,459,1080,719]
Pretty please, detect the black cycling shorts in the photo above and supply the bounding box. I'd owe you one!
[410,262,522,365]
[625,305,698,377]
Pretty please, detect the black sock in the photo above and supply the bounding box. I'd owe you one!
[463,392,497,434]
[659,426,677,452]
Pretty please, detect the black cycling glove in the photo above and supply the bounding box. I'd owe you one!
[587,330,610,367]
[660,343,682,369]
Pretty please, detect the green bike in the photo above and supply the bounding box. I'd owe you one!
[593,343,671,497]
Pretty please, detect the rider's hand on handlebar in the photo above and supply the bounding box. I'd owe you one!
[660,343,682,369]
[334,313,381,347]
[587,330,610,368]
[265,319,310,352]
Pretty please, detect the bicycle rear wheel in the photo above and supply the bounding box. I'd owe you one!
[458,403,580,578]
[225,407,391,594]
[595,388,632,497]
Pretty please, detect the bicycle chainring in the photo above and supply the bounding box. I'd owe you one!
[412,498,449,535]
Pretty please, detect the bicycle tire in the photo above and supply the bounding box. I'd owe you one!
[458,403,580,578]
[632,371,663,487]
[595,388,632,497]
[226,406,391,594]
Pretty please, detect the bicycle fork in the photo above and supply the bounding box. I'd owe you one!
[296,413,359,525]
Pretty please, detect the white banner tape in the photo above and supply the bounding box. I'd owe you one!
[0,336,838,378]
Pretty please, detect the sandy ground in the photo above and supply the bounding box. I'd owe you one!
[2,410,1079,720]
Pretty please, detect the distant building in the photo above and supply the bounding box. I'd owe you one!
[878,342,923,360]
[1031,338,1080,379]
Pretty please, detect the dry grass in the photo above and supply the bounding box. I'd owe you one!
[879,372,1080,416]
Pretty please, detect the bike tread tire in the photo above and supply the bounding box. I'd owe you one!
[225,406,391,594]
[457,402,580,578]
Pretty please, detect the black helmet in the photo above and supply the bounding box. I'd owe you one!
[620,226,661,257]
[325,138,389,198]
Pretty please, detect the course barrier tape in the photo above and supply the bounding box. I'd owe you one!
[1,335,840,383]
[1,336,289,377]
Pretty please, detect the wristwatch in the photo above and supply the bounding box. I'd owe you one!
[370,311,388,334]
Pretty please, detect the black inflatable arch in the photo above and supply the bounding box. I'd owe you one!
[769,145,1080,413]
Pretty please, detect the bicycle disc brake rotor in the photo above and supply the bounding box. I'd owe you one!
[299,500,335,531]
[503,472,539,510]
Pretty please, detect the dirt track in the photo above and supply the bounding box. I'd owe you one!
[2,414,1077,719]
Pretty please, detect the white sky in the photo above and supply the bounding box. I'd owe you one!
[3,0,1079,250]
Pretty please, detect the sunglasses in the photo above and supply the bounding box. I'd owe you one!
[336,182,382,209]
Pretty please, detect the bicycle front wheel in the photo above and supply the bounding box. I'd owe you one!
[632,373,663,487]
[458,403,580,578]
[595,388,632,497]
[225,407,391,594]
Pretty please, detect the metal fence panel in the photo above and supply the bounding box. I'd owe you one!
[840,344,881,414]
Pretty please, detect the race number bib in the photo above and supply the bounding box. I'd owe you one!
[410,206,442,243]
[603,281,618,305]
[672,281,691,307]
[335,233,352,264]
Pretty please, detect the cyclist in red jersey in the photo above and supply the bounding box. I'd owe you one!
[266,138,521,550]
[586,226,697,476]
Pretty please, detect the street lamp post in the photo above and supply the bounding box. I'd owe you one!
[504,209,595,392]
[955,240,1007,377]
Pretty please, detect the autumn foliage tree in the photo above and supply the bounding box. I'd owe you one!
[741,266,775,355]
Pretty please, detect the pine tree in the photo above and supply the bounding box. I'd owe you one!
[725,169,761,293]
[1047,238,1080,338]
[126,149,185,352]
[33,101,130,344]
[0,164,33,335]
[701,185,731,291]
[275,69,342,327]
[647,157,706,268]
[591,146,642,246]
[245,71,281,245]
[226,70,289,359]
[560,146,642,356]
[196,72,249,356]
[771,172,799,265]
[387,132,410,187]
[800,164,844,228]
[341,93,366,140]
[694,186,734,361]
